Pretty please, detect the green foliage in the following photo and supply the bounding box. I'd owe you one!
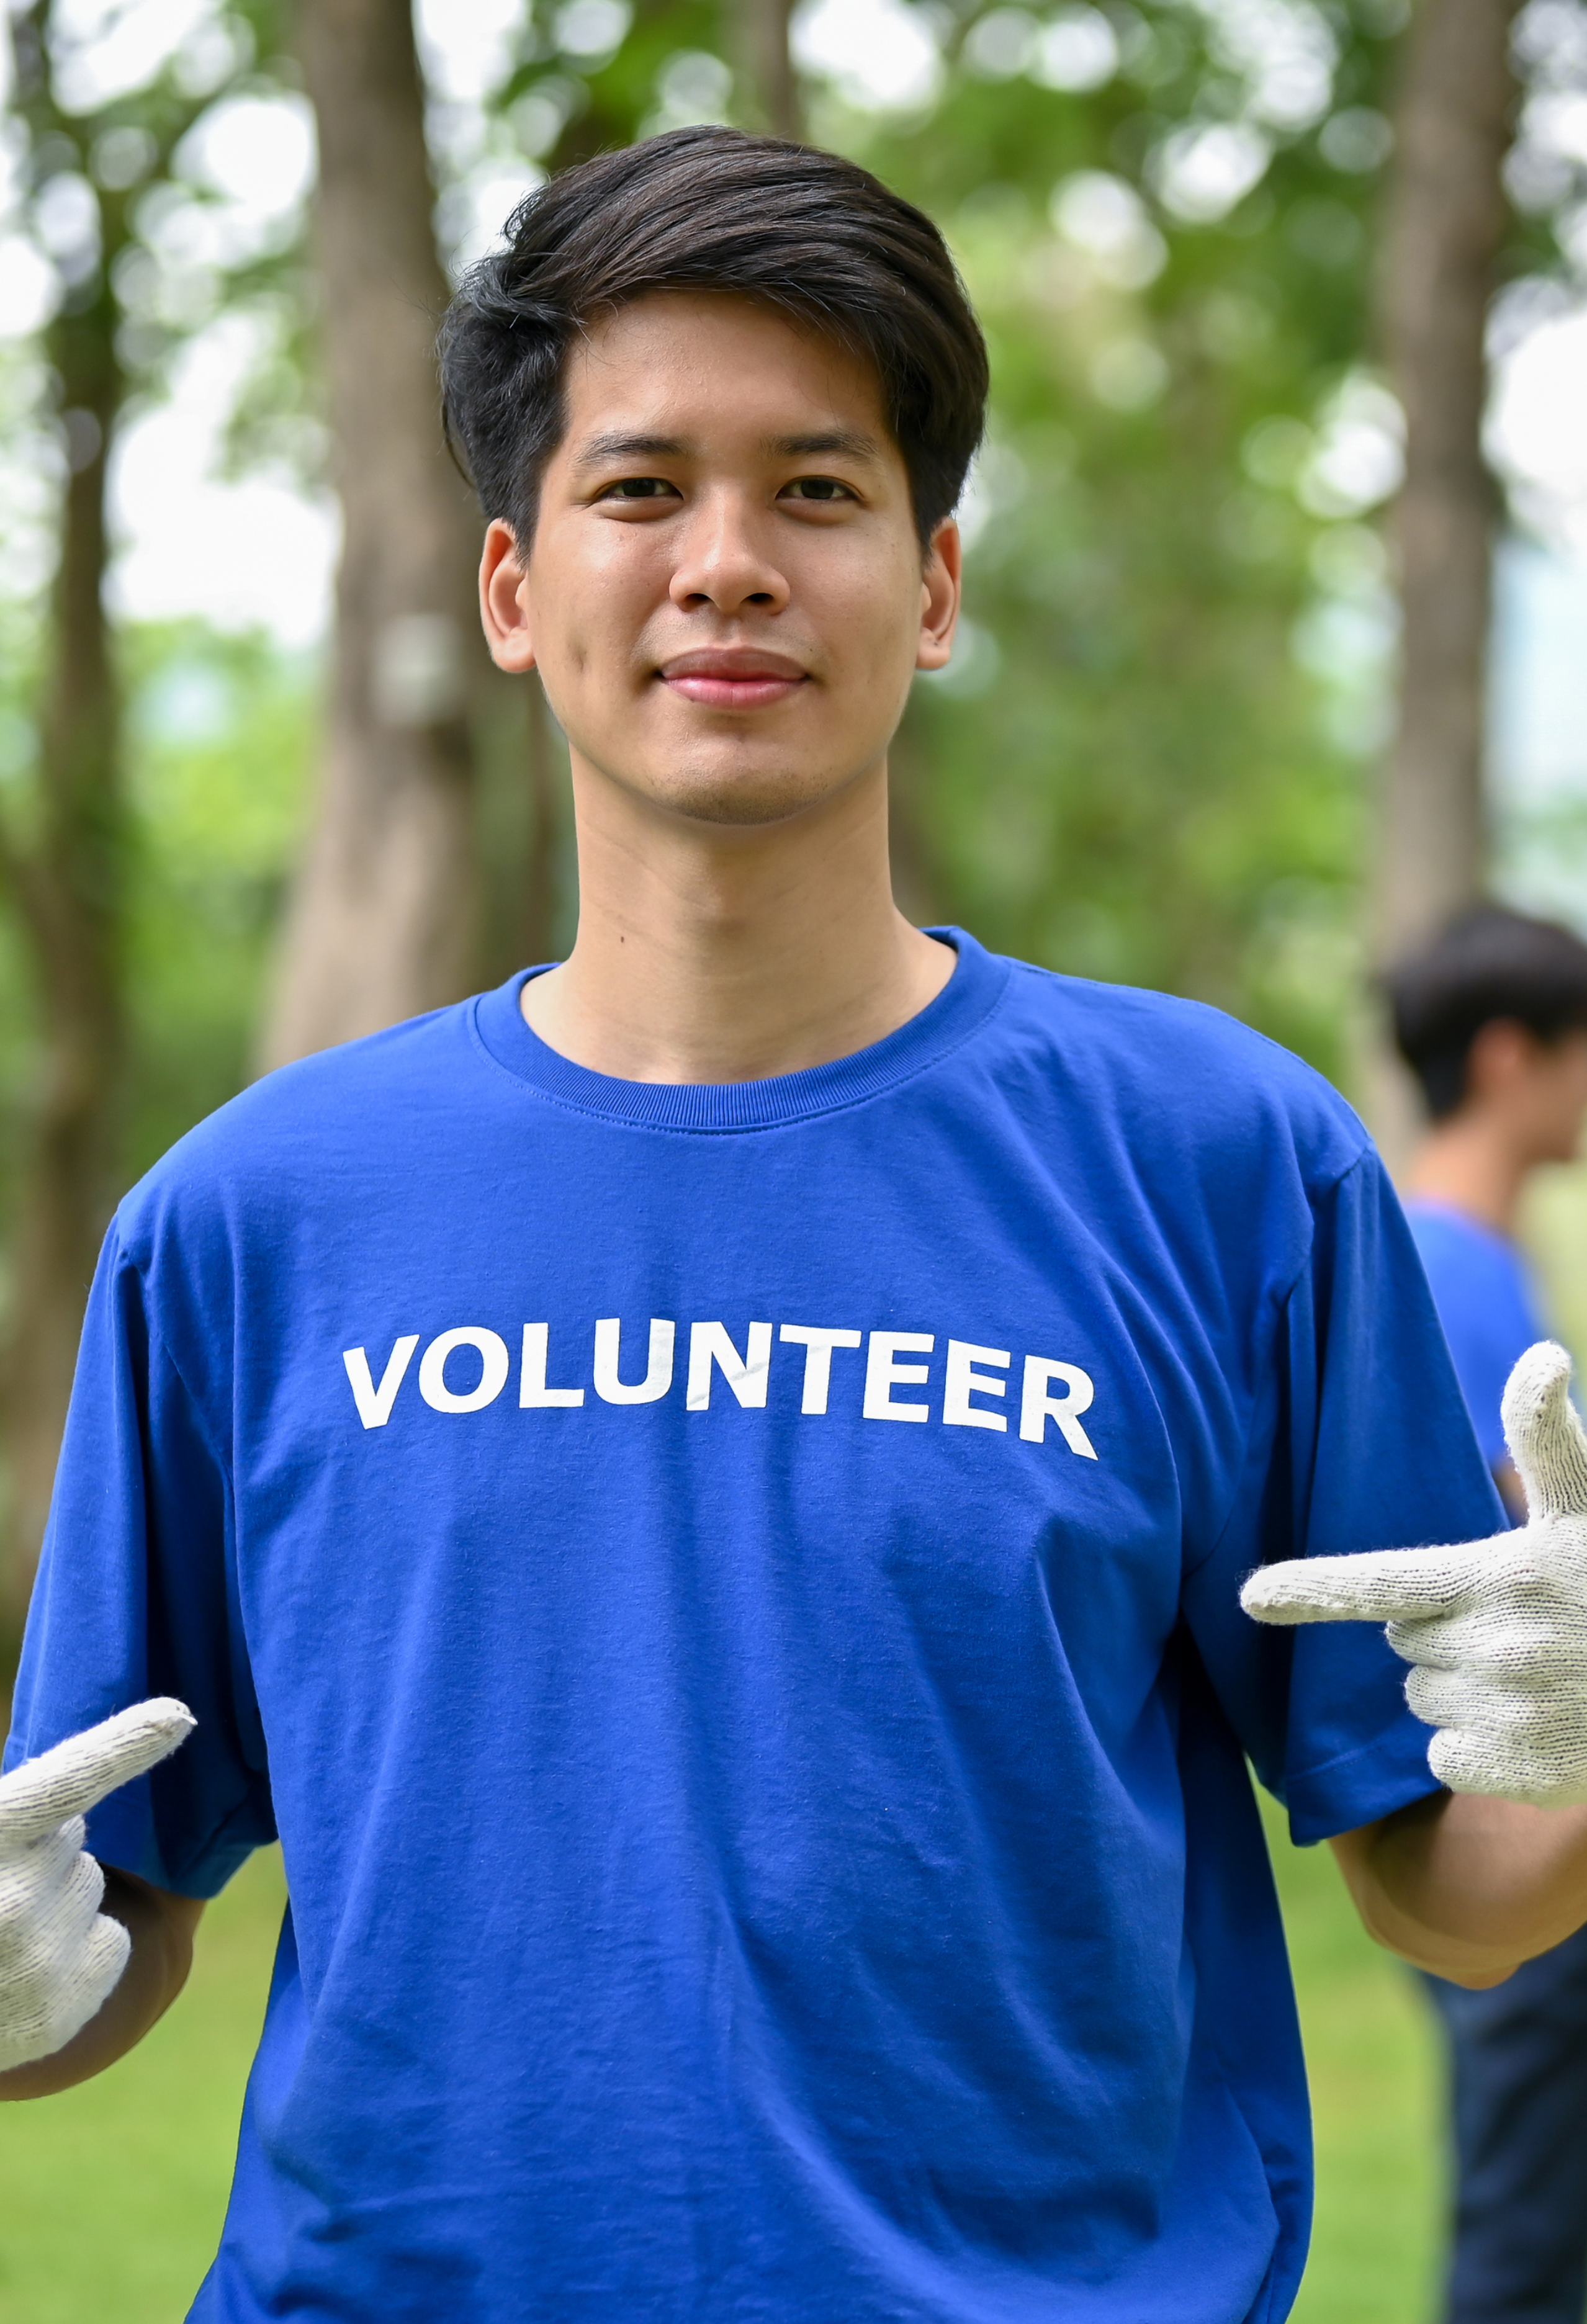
[498,0,731,163]
[1264,1792,1445,2324]
[0,2,314,1238]
[0,616,310,1151]
[0,619,315,1214]
[120,624,315,1183]
[834,6,1401,1076]
[9,0,302,401]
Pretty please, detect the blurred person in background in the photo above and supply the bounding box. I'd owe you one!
[1390,904,1587,2324]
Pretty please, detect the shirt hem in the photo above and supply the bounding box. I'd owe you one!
[1282,1717,1441,1846]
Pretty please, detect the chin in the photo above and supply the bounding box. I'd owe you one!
[632,754,866,830]
[659,785,834,829]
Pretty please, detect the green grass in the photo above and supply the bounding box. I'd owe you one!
[0,1813,1445,2322]
[1269,1795,1447,2324]
[0,1848,285,2323]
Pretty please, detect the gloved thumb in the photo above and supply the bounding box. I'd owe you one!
[1503,1342,1587,1522]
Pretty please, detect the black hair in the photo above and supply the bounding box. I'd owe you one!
[1385,904,1587,1119]
[438,125,988,552]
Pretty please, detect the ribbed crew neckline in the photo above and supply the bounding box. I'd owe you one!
[469,926,1010,1133]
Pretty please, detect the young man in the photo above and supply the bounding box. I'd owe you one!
[4,128,1587,2323]
[1389,905,1587,2324]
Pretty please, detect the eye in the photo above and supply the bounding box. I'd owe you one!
[780,475,856,503]
[597,476,681,502]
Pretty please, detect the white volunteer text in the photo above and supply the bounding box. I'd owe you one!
[343,1321,1097,1456]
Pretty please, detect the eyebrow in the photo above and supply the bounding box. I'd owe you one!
[568,431,688,473]
[765,430,885,464]
[567,427,887,473]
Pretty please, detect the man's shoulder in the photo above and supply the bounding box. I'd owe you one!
[114,994,486,1263]
[988,952,1370,1190]
[1406,1201,1541,1333]
[1405,1199,1517,1275]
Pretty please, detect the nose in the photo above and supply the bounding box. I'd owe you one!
[668,488,791,617]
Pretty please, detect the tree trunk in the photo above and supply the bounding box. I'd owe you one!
[1373,0,1520,960]
[0,9,129,1641]
[0,344,125,1639]
[520,677,564,969]
[260,0,489,1069]
[734,0,802,138]
[476,670,567,986]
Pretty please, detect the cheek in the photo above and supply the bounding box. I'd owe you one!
[1542,1070,1587,1142]
[808,539,928,671]
[528,528,664,670]
[1551,1050,1587,1110]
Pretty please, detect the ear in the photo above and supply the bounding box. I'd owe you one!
[1466,1018,1538,1098]
[479,519,536,672]
[916,519,961,673]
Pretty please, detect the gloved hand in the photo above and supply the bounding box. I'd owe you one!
[0,1698,195,2071]
[1242,1340,1587,1807]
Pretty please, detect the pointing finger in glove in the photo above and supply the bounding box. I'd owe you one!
[1240,1341,1587,1807]
[0,1698,195,1855]
[1239,1534,1510,1628]
[0,1697,197,2071]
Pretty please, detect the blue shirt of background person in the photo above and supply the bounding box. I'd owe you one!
[1391,906,1587,1527]
[1405,1204,1547,1477]
[1388,902,1587,2324]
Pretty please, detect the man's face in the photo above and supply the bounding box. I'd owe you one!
[479,290,960,827]
[1467,1020,1587,1164]
[1522,1028,1587,1164]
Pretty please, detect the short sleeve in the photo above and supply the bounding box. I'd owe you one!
[1182,1147,1508,1845]
[3,1223,274,1896]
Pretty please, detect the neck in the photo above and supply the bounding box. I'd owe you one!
[521,751,955,1083]
[1406,1113,1531,1238]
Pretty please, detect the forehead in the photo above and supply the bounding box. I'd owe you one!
[559,290,895,449]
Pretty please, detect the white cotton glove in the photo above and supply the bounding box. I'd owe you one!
[1242,1341,1587,1808]
[0,1698,194,2071]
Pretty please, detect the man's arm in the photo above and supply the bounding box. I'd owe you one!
[0,1865,204,2098]
[1244,1344,1587,1976]
[1331,1791,1587,1989]
[1492,1456,1527,1525]
[0,1700,200,2091]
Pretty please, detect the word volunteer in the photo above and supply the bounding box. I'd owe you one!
[343,1319,1100,1454]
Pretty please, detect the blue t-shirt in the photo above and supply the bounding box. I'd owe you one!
[1405,1200,1547,1471]
[8,931,1501,2324]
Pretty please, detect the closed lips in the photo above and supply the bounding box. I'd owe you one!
[660,652,808,706]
